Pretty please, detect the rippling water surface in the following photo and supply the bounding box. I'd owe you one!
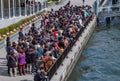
[67,20,120,81]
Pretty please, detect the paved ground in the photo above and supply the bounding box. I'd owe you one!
[0,0,96,81]
[0,16,28,28]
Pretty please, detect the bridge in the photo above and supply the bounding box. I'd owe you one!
[98,4,120,18]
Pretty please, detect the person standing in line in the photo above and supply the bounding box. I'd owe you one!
[6,43,13,75]
[19,29,24,38]
[83,0,85,5]
[7,51,18,77]
[34,68,49,81]
[6,36,10,47]
[18,49,26,76]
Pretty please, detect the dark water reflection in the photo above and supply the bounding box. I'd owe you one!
[67,22,120,81]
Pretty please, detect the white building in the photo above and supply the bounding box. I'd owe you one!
[0,0,47,19]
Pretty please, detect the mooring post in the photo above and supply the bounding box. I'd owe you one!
[112,0,118,4]
[97,17,99,26]
[106,17,111,26]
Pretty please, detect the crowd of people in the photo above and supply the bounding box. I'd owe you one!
[6,1,93,81]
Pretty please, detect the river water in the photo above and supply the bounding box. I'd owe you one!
[67,19,120,81]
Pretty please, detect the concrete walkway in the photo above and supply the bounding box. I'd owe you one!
[0,0,96,81]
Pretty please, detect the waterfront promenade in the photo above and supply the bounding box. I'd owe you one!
[0,0,96,81]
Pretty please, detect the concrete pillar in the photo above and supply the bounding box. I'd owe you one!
[37,0,39,12]
[25,0,27,16]
[19,0,21,16]
[106,17,111,25]
[8,0,11,18]
[45,0,47,8]
[97,17,99,26]
[30,0,32,15]
[93,1,97,15]
[111,17,115,20]
[13,0,15,17]
[1,0,3,19]
[97,0,100,15]
[112,0,118,4]
[33,0,35,14]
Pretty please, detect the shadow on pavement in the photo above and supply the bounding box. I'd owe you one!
[0,58,9,77]
[0,58,6,60]
[0,66,8,76]
[21,79,33,81]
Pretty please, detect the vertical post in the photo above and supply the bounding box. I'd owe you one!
[19,0,21,16]
[41,0,43,10]
[118,0,120,11]
[25,0,27,16]
[13,0,15,17]
[108,6,109,14]
[15,0,17,16]
[33,0,35,14]
[106,17,111,26]
[45,0,47,8]
[30,0,32,15]
[93,1,97,15]
[1,0,3,19]
[37,0,39,12]
[97,17,99,26]
[97,0,100,16]
[8,0,11,18]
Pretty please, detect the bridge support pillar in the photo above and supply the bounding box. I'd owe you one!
[112,0,118,4]
[111,17,115,20]
[106,17,111,26]
[97,18,99,26]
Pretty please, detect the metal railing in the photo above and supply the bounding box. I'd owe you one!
[99,0,105,6]
[47,14,93,80]
[98,4,120,18]
[0,17,42,49]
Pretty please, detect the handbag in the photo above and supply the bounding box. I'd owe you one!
[11,55,18,66]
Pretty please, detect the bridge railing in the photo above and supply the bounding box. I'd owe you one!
[98,4,120,18]
[99,0,105,6]
[47,14,93,80]
[99,4,120,13]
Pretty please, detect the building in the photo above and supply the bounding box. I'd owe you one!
[0,0,47,19]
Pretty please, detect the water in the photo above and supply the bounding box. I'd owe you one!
[67,20,120,81]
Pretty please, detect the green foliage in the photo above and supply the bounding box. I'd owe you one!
[0,10,46,36]
[47,0,60,2]
[0,27,9,35]
[47,0,52,2]
[52,0,59,1]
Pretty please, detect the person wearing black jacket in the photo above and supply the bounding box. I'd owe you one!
[34,68,49,81]
[7,51,17,76]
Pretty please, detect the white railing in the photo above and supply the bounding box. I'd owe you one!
[98,4,120,18]
[99,4,120,12]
